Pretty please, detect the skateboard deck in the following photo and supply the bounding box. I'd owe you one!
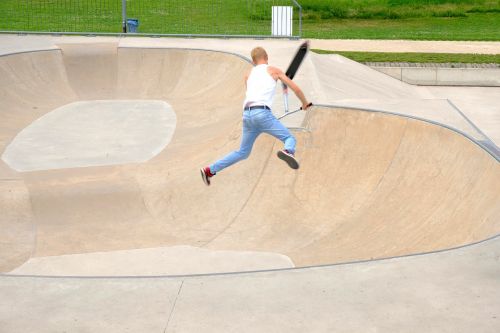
[282,41,309,113]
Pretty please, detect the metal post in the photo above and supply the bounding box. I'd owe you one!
[292,0,302,37]
[122,0,127,33]
[299,6,302,37]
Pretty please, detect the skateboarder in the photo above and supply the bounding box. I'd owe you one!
[200,46,311,186]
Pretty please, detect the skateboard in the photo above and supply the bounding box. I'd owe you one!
[282,40,309,113]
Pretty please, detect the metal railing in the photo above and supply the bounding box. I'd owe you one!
[0,0,302,38]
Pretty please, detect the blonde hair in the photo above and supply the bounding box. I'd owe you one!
[251,47,268,63]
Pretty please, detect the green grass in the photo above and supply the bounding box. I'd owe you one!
[311,49,500,64]
[303,13,500,40]
[0,0,278,35]
[299,0,500,40]
[0,0,499,41]
[300,0,499,20]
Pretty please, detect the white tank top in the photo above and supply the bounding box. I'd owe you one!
[243,64,277,109]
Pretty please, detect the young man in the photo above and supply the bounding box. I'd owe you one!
[200,46,311,186]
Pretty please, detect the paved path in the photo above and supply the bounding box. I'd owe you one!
[310,39,500,54]
[2,237,499,332]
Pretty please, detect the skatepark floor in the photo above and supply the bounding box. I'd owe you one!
[0,35,499,332]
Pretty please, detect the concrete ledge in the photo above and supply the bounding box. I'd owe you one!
[370,64,500,86]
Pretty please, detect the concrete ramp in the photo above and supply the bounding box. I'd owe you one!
[0,45,499,276]
[212,108,500,266]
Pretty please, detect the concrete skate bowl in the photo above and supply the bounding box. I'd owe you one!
[1,45,499,276]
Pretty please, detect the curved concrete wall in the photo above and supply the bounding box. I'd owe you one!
[0,45,498,273]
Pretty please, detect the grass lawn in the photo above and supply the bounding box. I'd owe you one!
[303,13,500,41]
[311,50,500,64]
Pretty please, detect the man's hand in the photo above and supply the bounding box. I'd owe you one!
[282,84,288,94]
[301,102,313,110]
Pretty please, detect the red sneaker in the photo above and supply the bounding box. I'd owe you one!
[277,150,300,169]
[200,166,215,186]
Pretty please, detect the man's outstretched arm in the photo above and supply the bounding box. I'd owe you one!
[270,67,310,110]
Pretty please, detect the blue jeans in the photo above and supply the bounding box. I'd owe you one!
[210,108,296,173]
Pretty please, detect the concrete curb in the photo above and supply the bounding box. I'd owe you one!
[368,63,500,86]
